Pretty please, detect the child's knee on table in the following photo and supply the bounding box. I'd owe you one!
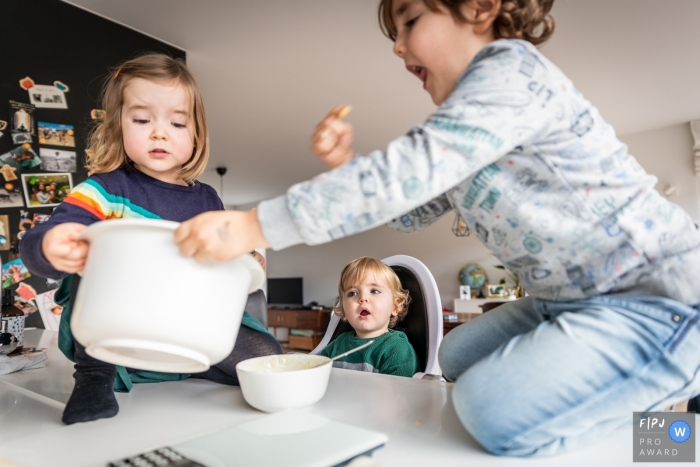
[438,323,486,382]
[438,331,468,382]
[250,330,283,357]
[451,361,577,457]
[450,361,536,456]
[234,325,282,358]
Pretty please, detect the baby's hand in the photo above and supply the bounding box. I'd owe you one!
[311,105,354,169]
[42,223,88,273]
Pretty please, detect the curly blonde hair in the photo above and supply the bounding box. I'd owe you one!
[333,257,411,328]
[86,53,209,184]
[379,0,555,46]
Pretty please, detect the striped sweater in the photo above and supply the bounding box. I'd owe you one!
[20,167,223,280]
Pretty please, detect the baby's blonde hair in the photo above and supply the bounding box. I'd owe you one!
[333,257,410,328]
[86,53,209,184]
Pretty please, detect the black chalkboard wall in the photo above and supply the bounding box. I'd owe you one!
[0,1,185,327]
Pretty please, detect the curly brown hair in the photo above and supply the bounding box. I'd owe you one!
[86,53,209,184]
[333,257,411,328]
[379,0,555,46]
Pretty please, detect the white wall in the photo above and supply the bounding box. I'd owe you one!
[618,122,700,221]
[267,123,699,309]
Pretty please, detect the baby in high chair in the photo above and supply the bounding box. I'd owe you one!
[321,256,419,377]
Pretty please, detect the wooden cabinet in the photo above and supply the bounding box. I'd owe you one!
[267,308,331,350]
[443,313,480,335]
[268,310,299,328]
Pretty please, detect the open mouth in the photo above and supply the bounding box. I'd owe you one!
[359,309,371,317]
[406,65,428,89]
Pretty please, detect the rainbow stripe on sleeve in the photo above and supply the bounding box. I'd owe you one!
[63,179,161,220]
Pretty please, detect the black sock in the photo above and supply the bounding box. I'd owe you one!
[62,367,119,425]
[62,339,119,425]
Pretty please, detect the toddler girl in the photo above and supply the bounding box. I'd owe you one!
[175,0,700,457]
[321,257,419,377]
[20,53,281,425]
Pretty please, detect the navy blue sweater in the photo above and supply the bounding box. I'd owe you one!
[20,167,223,280]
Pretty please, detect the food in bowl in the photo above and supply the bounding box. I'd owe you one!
[236,354,332,412]
[245,355,328,373]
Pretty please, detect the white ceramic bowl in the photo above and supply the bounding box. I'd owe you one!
[236,354,332,412]
[71,219,264,374]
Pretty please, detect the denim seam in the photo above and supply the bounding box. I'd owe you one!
[559,298,690,349]
[577,295,695,323]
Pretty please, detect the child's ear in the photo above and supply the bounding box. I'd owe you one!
[469,0,500,35]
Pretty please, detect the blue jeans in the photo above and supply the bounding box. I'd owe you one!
[439,295,700,457]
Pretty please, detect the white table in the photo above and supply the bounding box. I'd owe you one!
[0,329,692,466]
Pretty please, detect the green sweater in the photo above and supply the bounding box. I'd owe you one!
[320,329,419,377]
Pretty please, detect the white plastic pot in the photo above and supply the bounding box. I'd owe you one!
[71,219,264,374]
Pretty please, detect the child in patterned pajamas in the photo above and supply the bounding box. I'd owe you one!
[175,0,700,457]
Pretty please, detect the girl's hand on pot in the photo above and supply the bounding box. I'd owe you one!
[311,105,354,169]
[251,251,266,272]
[175,210,270,262]
[42,222,88,273]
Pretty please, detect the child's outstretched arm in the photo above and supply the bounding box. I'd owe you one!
[311,105,354,169]
[179,42,557,257]
[387,194,454,234]
[41,223,89,273]
[175,209,271,262]
[312,106,455,235]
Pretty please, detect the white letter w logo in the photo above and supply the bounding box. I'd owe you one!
[674,427,687,437]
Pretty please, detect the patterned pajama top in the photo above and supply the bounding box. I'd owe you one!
[258,39,700,305]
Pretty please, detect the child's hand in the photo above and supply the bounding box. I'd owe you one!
[251,251,266,272]
[175,210,271,262]
[311,105,354,169]
[42,223,89,273]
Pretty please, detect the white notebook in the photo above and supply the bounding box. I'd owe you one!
[109,410,388,467]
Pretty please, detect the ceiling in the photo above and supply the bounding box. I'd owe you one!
[65,0,700,207]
